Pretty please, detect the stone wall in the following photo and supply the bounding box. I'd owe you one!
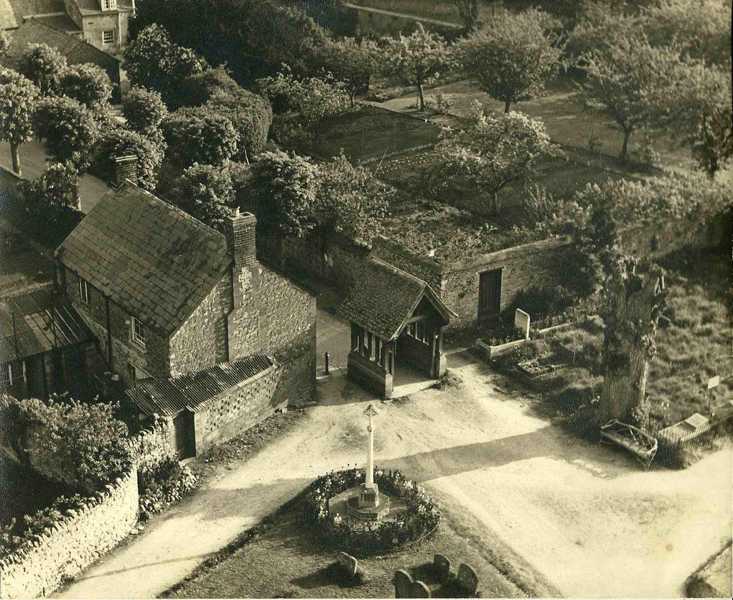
[371,237,444,292]
[193,364,282,451]
[81,12,129,53]
[272,325,317,407]
[169,284,221,378]
[0,468,138,600]
[127,419,177,474]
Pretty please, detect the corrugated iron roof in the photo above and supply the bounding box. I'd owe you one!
[0,286,94,363]
[126,355,275,417]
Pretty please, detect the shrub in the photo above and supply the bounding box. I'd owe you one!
[162,106,238,167]
[122,86,168,135]
[138,457,198,521]
[303,468,440,557]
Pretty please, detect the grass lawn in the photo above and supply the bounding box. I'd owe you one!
[306,105,441,164]
[167,493,542,599]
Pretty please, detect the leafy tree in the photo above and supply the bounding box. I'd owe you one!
[19,43,67,96]
[381,24,452,111]
[123,24,208,107]
[435,104,562,213]
[0,31,9,56]
[59,63,113,109]
[94,127,165,191]
[182,69,273,159]
[459,8,563,113]
[162,106,238,167]
[33,96,100,166]
[317,37,380,106]
[18,161,80,216]
[168,163,236,229]
[122,86,168,136]
[579,35,684,160]
[452,0,480,32]
[0,68,40,176]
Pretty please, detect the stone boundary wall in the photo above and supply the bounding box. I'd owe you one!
[127,419,177,474]
[0,468,139,600]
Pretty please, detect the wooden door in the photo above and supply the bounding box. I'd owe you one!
[173,410,196,459]
[478,269,502,319]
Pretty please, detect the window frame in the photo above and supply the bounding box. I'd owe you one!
[79,278,89,304]
[130,316,146,348]
[102,29,115,45]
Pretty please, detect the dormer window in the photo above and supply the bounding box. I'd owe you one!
[102,0,117,10]
[130,316,146,348]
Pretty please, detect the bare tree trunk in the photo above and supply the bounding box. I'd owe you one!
[10,142,21,176]
[598,261,665,428]
[504,100,511,113]
[620,128,631,160]
[417,77,425,111]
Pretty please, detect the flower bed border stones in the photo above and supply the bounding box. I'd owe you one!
[303,468,440,557]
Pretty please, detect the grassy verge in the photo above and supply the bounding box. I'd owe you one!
[164,491,556,598]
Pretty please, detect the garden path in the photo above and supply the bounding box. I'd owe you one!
[56,313,731,598]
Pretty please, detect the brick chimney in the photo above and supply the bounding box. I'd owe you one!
[223,210,257,268]
[113,154,138,187]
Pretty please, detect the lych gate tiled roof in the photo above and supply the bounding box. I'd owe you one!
[0,286,94,363]
[126,355,275,417]
[57,183,230,335]
[337,259,454,340]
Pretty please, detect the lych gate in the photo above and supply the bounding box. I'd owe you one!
[338,259,456,399]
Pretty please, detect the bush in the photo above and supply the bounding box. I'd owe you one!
[162,106,238,166]
[122,86,168,135]
[303,468,440,557]
[508,285,575,321]
[138,457,198,521]
[59,63,113,109]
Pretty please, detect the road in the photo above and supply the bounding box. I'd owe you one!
[57,310,732,598]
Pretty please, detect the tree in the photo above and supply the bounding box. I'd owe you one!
[0,68,40,176]
[579,35,684,160]
[459,8,563,113]
[381,24,452,111]
[123,24,208,107]
[452,0,480,32]
[0,31,9,56]
[59,63,113,109]
[33,96,100,166]
[19,43,67,96]
[317,37,380,106]
[122,86,168,136]
[94,127,165,191]
[435,104,562,213]
[162,106,238,167]
[168,163,236,229]
[18,161,81,216]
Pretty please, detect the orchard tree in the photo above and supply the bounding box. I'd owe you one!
[124,24,208,107]
[579,35,683,160]
[0,68,40,175]
[435,104,562,213]
[59,64,113,109]
[318,37,380,106]
[19,43,67,96]
[168,163,236,229]
[459,8,563,113]
[381,24,451,111]
[162,106,238,167]
[33,96,100,165]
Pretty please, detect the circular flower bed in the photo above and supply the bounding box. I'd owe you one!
[303,467,440,556]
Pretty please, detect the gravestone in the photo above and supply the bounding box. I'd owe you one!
[337,551,359,577]
[411,580,432,598]
[457,563,479,596]
[514,308,531,340]
[433,554,452,583]
[394,569,413,598]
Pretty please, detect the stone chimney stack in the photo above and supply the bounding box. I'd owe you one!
[224,210,257,268]
[113,154,138,187]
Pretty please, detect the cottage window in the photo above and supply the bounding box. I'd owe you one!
[130,316,146,347]
[102,0,117,10]
[102,30,115,45]
[79,278,89,304]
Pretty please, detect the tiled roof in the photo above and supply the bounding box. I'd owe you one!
[33,13,80,32]
[126,355,275,417]
[57,182,231,335]
[8,0,65,18]
[0,0,19,29]
[337,258,454,340]
[0,286,94,363]
[1,20,120,81]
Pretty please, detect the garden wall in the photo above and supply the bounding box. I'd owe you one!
[0,468,138,600]
[127,419,177,473]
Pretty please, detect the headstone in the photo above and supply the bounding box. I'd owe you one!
[393,569,413,598]
[411,580,432,598]
[433,554,451,583]
[457,563,479,596]
[337,551,358,577]
[514,309,531,340]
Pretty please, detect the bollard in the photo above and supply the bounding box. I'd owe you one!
[324,351,330,376]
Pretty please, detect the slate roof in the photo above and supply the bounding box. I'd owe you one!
[0,286,94,363]
[7,0,65,19]
[126,355,275,417]
[1,20,121,82]
[337,259,455,340]
[0,0,19,29]
[56,182,231,335]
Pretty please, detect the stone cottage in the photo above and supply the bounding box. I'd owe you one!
[55,182,316,452]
